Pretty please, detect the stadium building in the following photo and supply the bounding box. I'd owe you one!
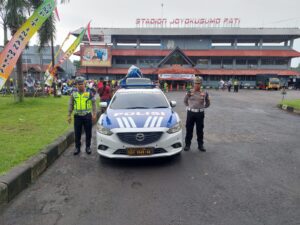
[72,27,300,88]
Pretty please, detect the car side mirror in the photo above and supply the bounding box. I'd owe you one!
[170,100,176,108]
[100,102,108,108]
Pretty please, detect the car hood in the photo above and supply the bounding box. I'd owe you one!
[99,108,180,129]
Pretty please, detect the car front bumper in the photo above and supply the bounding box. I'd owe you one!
[96,127,183,159]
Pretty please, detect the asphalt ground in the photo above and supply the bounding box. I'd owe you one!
[0,89,300,225]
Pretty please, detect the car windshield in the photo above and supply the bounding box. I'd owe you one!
[109,91,169,109]
[270,78,279,84]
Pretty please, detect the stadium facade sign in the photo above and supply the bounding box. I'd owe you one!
[136,18,241,28]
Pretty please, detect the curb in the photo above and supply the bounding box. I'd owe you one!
[0,111,100,207]
[0,129,74,206]
[277,104,300,115]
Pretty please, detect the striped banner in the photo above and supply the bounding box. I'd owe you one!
[45,24,88,86]
[0,0,56,89]
[51,24,88,73]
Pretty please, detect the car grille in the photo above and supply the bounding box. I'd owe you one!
[114,148,167,155]
[117,132,163,145]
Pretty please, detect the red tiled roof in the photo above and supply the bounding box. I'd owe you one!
[22,64,66,73]
[110,49,300,58]
[200,69,300,76]
[79,67,300,76]
[22,64,49,73]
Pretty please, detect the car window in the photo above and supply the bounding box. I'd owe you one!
[109,91,169,109]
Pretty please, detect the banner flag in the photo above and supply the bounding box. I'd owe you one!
[0,0,56,89]
[55,7,60,21]
[49,25,87,78]
[87,21,91,44]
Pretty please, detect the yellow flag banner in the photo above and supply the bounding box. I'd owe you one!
[55,26,87,70]
[45,27,86,86]
[0,0,56,89]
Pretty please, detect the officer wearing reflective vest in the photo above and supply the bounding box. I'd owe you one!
[68,76,96,155]
[184,76,210,152]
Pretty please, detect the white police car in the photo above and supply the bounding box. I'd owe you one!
[96,80,183,158]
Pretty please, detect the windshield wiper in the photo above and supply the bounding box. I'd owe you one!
[153,106,168,108]
[125,106,149,109]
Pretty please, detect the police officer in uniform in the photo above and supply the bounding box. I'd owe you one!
[184,76,210,152]
[68,76,97,155]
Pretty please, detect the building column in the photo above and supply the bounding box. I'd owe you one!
[234,39,237,49]
[137,38,140,49]
[233,58,236,69]
[290,39,294,48]
[258,58,262,68]
[112,38,117,48]
[259,39,263,49]
[288,59,292,68]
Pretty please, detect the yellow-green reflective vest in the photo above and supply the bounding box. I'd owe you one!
[73,91,92,115]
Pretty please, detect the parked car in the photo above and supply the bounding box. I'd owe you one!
[96,79,183,158]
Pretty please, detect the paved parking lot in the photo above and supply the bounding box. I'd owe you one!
[0,89,300,225]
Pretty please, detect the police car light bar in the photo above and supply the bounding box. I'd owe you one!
[120,83,157,89]
[120,78,156,89]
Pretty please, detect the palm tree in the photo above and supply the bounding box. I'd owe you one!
[5,0,28,102]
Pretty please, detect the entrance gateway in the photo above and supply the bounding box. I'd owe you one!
[159,74,195,91]
[155,47,200,90]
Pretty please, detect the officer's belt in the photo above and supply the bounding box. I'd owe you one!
[74,111,91,116]
[187,108,204,113]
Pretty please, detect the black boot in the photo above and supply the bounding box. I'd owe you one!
[85,147,92,155]
[184,145,190,151]
[74,148,80,155]
[198,145,206,152]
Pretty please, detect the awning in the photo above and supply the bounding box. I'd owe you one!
[158,74,195,81]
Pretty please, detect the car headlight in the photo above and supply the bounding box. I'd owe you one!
[97,123,113,135]
[167,122,182,134]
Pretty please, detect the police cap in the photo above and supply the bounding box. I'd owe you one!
[75,76,85,84]
[194,76,203,84]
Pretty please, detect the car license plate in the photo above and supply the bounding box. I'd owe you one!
[127,148,153,156]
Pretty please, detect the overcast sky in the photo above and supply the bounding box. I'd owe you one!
[1,0,300,66]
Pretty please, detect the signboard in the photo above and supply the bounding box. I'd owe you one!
[81,45,112,67]
[82,34,104,42]
[159,74,195,80]
[136,18,241,28]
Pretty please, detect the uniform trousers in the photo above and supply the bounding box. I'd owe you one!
[74,113,92,149]
[185,111,204,147]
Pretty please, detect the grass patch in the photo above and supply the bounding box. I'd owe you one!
[0,96,73,175]
[281,99,300,110]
